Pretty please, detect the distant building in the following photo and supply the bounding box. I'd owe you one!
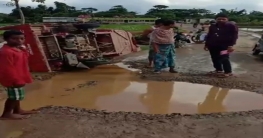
[42,17,158,24]
[199,18,214,23]
[184,18,214,24]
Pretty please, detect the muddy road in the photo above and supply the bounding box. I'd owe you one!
[1,28,263,138]
[126,31,263,91]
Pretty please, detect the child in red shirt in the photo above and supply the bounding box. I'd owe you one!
[0,30,36,120]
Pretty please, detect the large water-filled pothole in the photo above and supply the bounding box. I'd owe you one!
[0,64,262,114]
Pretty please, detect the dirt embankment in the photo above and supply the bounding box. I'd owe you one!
[15,106,263,138]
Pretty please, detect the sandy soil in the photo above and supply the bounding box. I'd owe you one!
[16,106,263,138]
[1,25,263,138]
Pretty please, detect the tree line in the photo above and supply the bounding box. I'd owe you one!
[1,1,263,24]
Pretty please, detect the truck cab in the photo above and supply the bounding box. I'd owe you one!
[252,34,263,55]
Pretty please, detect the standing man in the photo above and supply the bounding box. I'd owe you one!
[204,13,238,78]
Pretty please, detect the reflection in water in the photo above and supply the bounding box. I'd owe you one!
[198,87,229,113]
[140,82,173,114]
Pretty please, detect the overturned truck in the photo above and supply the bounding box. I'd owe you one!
[0,23,140,72]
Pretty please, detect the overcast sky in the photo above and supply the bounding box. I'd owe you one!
[0,0,262,14]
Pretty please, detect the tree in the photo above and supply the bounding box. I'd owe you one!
[109,5,128,15]
[153,5,168,10]
[2,3,263,24]
[81,7,97,13]
[145,5,175,20]
[81,7,97,18]
[127,11,137,17]
[6,0,45,24]
[217,9,249,22]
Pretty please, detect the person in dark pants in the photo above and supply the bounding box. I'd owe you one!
[204,13,238,78]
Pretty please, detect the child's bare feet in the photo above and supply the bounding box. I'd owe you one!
[14,109,39,115]
[0,114,29,120]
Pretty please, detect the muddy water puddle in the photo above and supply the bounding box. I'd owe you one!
[0,120,26,138]
[0,64,263,115]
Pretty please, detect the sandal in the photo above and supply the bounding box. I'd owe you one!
[217,73,233,78]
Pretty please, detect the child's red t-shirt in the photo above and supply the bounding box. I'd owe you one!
[0,45,32,87]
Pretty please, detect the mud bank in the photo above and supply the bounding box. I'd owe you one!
[37,106,263,121]
[15,106,263,138]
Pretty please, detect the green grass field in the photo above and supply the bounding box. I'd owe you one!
[0,23,12,27]
[0,23,186,35]
[0,23,151,34]
[93,17,157,20]
[0,24,12,34]
[99,24,151,32]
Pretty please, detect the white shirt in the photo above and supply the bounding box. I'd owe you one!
[148,26,156,42]
[0,42,6,48]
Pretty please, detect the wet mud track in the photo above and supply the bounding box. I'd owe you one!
[1,29,263,138]
[7,106,262,138]
[125,48,263,93]
[125,32,263,93]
